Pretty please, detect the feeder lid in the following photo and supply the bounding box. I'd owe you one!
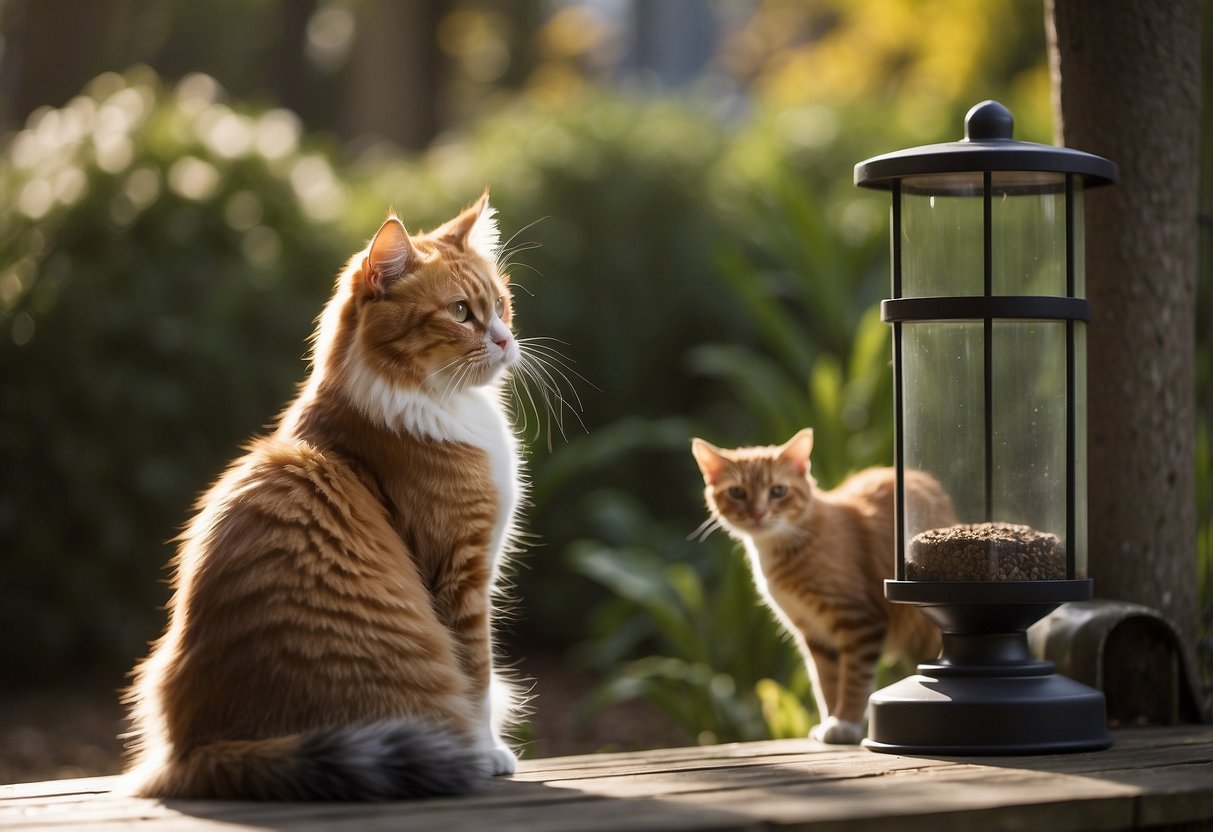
[854,100,1118,191]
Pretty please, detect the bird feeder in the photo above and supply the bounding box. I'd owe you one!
[854,100,1116,754]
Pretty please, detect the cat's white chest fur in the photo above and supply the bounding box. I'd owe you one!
[443,386,519,574]
[344,366,519,577]
[743,538,835,648]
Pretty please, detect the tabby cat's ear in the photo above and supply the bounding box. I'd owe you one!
[779,429,814,476]
[691,438,728,485]
[364,215,414,298]
[435,191,500,262]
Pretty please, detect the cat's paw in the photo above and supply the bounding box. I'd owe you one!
[809,716,864,745]
[485,743,517,776]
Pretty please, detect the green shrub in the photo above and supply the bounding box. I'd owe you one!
[568,495,814,744]
[0,69,353,676]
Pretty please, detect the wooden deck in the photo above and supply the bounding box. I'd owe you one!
[2,725,1210,831]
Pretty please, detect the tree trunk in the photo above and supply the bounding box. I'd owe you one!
[1046,1,1201,654]
[341,0,446,151]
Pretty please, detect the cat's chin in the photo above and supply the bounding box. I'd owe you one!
[735,518,781,536]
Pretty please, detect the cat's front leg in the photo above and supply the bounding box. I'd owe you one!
[805,651,860,745]
[804,638,863,743]
[457,623,516,776]
[478,674,518,775]
[803,639,841,719]
[810,631,883,745]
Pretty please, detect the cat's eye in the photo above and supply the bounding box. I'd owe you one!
[770,484,788,499]
[495,297,505,318]
[448,300,470,323]
[727,486,747,500]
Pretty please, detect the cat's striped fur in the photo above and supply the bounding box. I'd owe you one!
[122,195,523,800]
[691,429,953,744]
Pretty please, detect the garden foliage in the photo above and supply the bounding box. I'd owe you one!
[2,67,1208,744]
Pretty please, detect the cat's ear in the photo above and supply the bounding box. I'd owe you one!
[691,438,729,485]
[779,428,814,476]
[363,215,414,298]
[435,191,500,262]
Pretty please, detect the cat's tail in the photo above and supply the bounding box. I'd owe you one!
[125,720,492,801]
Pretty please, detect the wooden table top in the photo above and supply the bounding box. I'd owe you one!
[3,725,1210,831]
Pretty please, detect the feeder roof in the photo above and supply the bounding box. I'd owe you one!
[854,100,1117,190]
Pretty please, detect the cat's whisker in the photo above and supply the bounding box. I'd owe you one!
[515,356,565,446]
[499,260,544,280]
[438,359,475,404]
[517,339,599,393]
[496,217,547,265]
[520,349,593,412]
[504,336,592,450]
[505,280,536,298]
[433,361,462,402]
[517,335,571,346]
[687,515,723,543]
[523,354,582,424]
[521,352,582,434]
[518,367,555,451]
[514,375,538,443]
[518,340,594,394]
[516,356,572,450]
[498,241,542,264]
[424,355,471,389]
[508,366,544,445]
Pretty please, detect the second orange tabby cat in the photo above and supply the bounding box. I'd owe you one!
[692,429,954,743]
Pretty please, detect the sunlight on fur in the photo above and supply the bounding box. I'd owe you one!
[691,429,955,745]
[121,194,570,801]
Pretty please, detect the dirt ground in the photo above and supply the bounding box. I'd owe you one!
[0,652,685,785]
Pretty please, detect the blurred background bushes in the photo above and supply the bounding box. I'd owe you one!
[0,0,1207,748]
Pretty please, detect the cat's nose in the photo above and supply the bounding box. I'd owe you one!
[494,336,509,351]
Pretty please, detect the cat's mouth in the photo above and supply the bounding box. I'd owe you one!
[739,515,784,535]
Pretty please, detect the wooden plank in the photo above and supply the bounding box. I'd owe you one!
[1066,762,1213,828]
[656,766,1139,832]
[1,790,757,832]
[513,747,954,788]
[0,727,1208,831]
[0,777,120,801]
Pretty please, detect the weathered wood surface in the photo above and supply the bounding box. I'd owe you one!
[2,726,1210,831]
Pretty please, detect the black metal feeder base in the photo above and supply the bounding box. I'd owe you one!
[863,580,1112,755]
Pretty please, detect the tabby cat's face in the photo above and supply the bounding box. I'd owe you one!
[692,430,816,538]
[348,195,518,393]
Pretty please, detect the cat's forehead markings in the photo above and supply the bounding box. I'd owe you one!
[456,264,501,303]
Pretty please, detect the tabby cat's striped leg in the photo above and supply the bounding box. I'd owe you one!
[804,640,841,720]
[433,546,516,775]
[810,625,884,744]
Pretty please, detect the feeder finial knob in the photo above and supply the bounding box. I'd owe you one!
[964,100,1014,142]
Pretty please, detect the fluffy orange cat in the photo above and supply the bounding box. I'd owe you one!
[691,429,953,744]
[123,195,526,800]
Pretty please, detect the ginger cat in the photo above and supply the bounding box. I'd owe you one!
[691,429,953,744]
[123,195,525,800]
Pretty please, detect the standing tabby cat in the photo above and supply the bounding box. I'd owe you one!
[691,429,954,744]
[123,195,524,800]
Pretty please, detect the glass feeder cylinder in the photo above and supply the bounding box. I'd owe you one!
[859,101,1116,591]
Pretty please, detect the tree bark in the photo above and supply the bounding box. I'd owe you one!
[341,0,446,151]
[1046,1,1200,652]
